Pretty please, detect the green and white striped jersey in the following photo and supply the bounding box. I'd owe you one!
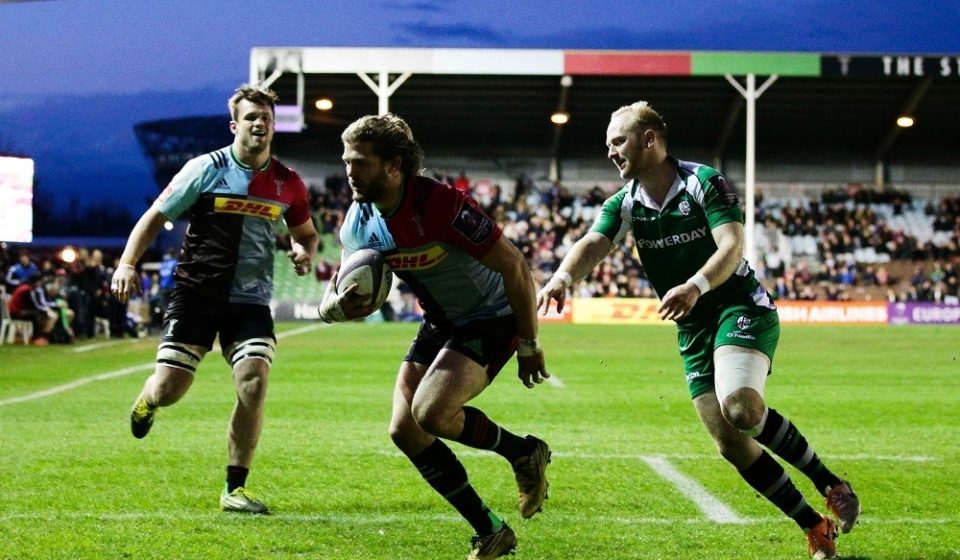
[591,157,773,318]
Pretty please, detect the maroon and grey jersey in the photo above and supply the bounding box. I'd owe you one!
[340,175,510,327]
[155,145,312,305]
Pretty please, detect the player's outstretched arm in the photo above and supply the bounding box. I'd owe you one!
[537,232,613,315]
[111,207,169,304]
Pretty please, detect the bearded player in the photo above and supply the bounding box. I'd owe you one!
[319,113,551,560]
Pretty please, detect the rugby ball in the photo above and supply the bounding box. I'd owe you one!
[336,248,393,314]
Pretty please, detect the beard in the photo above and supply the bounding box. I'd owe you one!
[351,174,387,203]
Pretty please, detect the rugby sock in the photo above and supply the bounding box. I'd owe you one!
[411,439,503,535]
[753,408,842,495]
[454,406,535,462]
[739,451,823,530]
[226,465,249,492]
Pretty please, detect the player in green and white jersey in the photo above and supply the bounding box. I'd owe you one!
[537,101,860,560]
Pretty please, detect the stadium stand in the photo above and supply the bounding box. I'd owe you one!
[279,168,958,312]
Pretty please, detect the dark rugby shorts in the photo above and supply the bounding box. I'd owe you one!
[161,289,275,350]
[404,314,518,380]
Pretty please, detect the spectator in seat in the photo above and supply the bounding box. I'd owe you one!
[7,272,57,345]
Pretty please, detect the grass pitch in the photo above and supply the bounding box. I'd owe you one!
[1,323,958,559]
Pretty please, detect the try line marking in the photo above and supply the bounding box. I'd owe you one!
[641,455,744,523]
[0,323,326,408]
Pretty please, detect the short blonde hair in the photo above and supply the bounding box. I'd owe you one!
[611,101,667,137]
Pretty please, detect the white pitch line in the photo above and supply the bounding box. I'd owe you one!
[570,452,936,463]
[641,455,745,524]
[377,449,935,463]
[0,363,155,407]
[1,510,953,526]
[72,338,142,353]
[0,323,327,408]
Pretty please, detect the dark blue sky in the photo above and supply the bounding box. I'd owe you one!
[1,0,959,215]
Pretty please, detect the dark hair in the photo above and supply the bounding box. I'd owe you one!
[228,84,279,120]
[341,113,424,176]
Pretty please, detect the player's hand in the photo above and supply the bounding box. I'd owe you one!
[339,282,378,320]
[536,277,569,315]
[657,282,701,321]
[517,352,550,389]
[110,264,140,304]
[287,247,312,276]
[324,271,378,321]
[516,337,550,389]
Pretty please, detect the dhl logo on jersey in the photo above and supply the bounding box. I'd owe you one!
[214,197,282,220]
[385,246,448,271]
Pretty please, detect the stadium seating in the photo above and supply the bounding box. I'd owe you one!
[271,250,327,301]
[0,291,34,345]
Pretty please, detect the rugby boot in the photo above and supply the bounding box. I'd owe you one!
[826,480,861,533]
[510,435,551,518]
[220,486,269,514]
[129,396,157,439]
[467,523,516,560]
[806,514,838,560]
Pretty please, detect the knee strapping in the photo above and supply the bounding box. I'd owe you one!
[714,350,769,403]
[224,337,275,368]
[157,342,204,373]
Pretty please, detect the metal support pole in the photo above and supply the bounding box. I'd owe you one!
[357,71,412,115]
[549,75,573,182]
[724,73,777,270]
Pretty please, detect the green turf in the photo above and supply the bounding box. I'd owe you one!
[1,323,958,559]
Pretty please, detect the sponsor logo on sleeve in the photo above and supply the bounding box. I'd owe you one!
[157,185,174,204]
[451,203,494,244]
[709,175,739,206]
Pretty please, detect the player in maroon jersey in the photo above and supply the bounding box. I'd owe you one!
[112,85,319,514]
[320,114,550,560]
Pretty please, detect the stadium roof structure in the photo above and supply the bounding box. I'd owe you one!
[134,46,960,266]
[244,46,960,266]
[248,47,960,167]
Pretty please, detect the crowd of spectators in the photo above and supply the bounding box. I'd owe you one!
[302,174,960,308]
[6,177,958,343]
[754,189,959,303]
[1,243,168,345]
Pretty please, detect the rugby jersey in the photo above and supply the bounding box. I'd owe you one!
[340,175,510,328]
[155,145,311,305]
[591,157,774,319]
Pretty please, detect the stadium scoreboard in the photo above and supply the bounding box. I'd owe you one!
[0,156,34,243]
